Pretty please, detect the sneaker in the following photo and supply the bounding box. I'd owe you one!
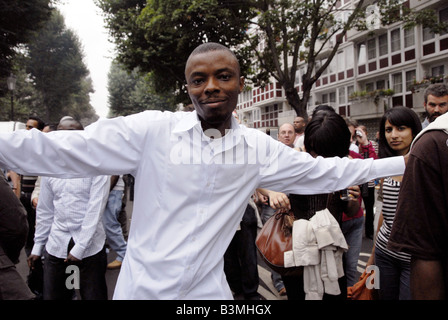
[107,260,122,270]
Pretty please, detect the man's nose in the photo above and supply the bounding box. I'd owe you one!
[204,77,220,94]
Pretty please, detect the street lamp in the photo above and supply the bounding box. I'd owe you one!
[6,73,16,121]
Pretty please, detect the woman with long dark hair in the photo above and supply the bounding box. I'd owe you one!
[366,106,422,300]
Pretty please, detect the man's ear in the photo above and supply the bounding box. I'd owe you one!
[239,77,245,93]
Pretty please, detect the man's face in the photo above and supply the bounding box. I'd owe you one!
[185,50,244,129]
[278,124,295,147]
[26,119,38,130]
[293,117,305,133]
[424,94,448,123]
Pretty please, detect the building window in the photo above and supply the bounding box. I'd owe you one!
[376,80,386,90]
[405,70,416,91]
[393,73,403,93]
[440,7,448,36]
[391,28,401,52]
[404,28,415,48]
[379,34,388,56]
[432,65,445,78]
[367,38,376,60]
[339,87,346,104]
[254,108,260,121]
[423,27,435,42]
[329,92,336,104]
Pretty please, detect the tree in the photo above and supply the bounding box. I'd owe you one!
[26,10,96,123]
[96,0,256,105]
[244,0,369,119]
[246,0,448,118]
[107,61,177,117]
[0,0,53,78]
[98,0,448,118]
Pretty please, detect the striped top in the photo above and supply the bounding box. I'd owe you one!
[375,176,411,263]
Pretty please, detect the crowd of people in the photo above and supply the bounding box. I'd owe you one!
[1,117,130,300]
[0,42,446,300]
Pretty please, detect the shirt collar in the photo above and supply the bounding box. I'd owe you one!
[172,110,244,154]
[173,110,242,135]
[172,110,201,134]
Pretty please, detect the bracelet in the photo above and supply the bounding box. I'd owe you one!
[12,188,17,190]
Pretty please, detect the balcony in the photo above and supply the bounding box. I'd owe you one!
[349,89,394,119]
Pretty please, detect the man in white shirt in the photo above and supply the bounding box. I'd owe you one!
[27,119,110,300]
[1,43,406,300]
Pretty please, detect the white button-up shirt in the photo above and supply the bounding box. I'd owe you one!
[0,110,405,299]
[31,176,110,260]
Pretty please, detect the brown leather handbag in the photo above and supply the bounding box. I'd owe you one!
[347,270,378,300]
[256,211,303,277]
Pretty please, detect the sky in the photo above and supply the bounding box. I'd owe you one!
[57,0,115,119]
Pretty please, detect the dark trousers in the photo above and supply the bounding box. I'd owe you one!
[224,204,259,299]
[20,192,35,256]
[43,246,108,300]
[363,187,375,238]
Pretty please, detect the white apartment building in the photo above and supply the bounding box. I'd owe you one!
[236,0,448,138]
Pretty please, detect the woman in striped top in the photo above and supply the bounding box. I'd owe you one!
[366,106,421,300]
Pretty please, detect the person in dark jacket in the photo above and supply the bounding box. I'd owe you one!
[0,172,35,299]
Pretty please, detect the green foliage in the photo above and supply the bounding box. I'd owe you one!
[97,0,256,105]
[97,0,448,119]
[0,8,98,124]
[0,0,54,78]
[26,10,96,123]
[377,0,448,34]
[107,61,177,117]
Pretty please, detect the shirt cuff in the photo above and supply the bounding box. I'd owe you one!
[69,244,86,260]
[372,156,405,178]
[31,244,45,257]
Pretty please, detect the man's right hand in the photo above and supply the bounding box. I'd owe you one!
[27,254,40,269]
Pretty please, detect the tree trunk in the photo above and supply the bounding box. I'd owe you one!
[284,85,308,120]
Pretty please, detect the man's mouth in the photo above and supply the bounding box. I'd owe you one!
[201,99,226,107]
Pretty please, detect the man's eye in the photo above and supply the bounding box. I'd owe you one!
[192,79,204,85]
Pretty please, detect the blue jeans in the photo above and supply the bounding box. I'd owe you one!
[374,247,411,300]
[103,190,127,261]
[341,216,363,287]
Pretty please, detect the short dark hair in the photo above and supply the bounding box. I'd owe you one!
[312,105,335,118]
[28,116,45,131]
[304,110,351,158]
[186,42,240,75]
[424,83,448,104]
[378,106,422,158]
